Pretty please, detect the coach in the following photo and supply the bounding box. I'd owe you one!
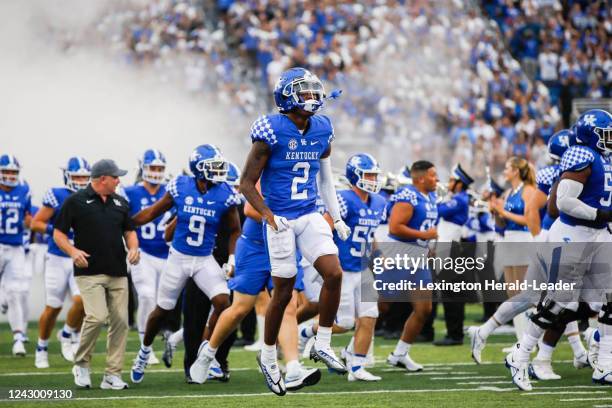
[53,159,140,390]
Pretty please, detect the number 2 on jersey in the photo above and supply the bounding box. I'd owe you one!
[291,162,310,200]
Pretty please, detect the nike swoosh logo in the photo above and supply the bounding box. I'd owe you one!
[86,199,94,204]
[310,140,319,145]
[207,200,215,205]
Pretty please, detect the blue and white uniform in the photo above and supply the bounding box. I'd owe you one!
[500,183,533,267]
[384,185,438,287]
[535,164,561,241]
[251,113,338,279]
[0,183,32,293]
[156,176,238,310]
[335,189,386,329]
[123,182,173,337]
[41,187,80,308]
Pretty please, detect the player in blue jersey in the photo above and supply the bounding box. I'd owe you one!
[188,177,321,389]
[469,136,588,376]
[238,67,350,395]
[298,153,386,381]
[122,149,173,366]
[505,109,612,391]
[128,144,241,384]
[31,157,91,368]
[434,164,474,346]
[384,161,438,371]
[0,154,33,357]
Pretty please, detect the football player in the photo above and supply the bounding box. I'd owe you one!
[238,67,350,395]
[0,154,32,356]
[31,157,91,368]
[505,109,612,390]
[122,149,173,365]
[384,161,439,371]
[129,144,241,384]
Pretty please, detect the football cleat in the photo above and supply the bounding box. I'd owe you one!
[340,346,352,368]
[386,352,423,372]
[285,366,321,391]
[505,352,532,391]
[256,352,286,396]
[467,326,486,364]
[573,351,590,369]
[162,332,176,368]
[592,363,612,384]
[100,374,129,390]
[298,329,313,355]
[584,327,599,367]
[148,351,160,365]
[72,365,91,388]
[35,349,49,369]
[207,359,228,382]
[130,349,149,383]
[12,340,26,357]
[57,331,75,362]
[348,367,382,382]
[189,341,214,384]
[528,359,561,380]
[310,343,347,374]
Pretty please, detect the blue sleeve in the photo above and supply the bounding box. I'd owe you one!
[250,115,277,147]
[536,166,556,195]
[337,192,348,219]
[437,197,465,218]
[42,188,60,210]
[390,188,418,206]
[167,177,180,202]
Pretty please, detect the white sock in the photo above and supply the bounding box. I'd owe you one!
[516,323,544,363]
[346,336,355,353]
[599,336,612,366]
[535,342,554,361]
[204,342,217,358]
[479,317,501,339]
[7,292,26,334]
[393,339,410,356]
[568,334,586,357]
[351,353,367,371]
[139,332,145,344]
[140,344,152,353]
[286,359,301,378]
[169,328,184,346]
[37,338,48,349]
[261,343,277,365]
[256,315,265,343]
[315,326,332,349]
[137,296,155,339]
[302,324,315,338]
[513,313,529,342]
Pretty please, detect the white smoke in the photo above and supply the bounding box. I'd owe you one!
[0,0,247,204]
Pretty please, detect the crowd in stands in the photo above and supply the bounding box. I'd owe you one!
[93,0,610,184]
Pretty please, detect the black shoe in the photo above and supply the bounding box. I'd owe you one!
[233,338,255,348]
[414,333,434,343]
[433,336,463,346]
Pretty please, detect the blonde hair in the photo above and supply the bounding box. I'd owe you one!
[507,156,535,186]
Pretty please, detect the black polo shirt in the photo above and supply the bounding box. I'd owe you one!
[54,184,135,277]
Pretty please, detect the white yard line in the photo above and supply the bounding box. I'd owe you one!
[430,376,505,380]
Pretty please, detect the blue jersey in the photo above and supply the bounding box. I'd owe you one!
[437,190,469,226]
[0,184,31,246]
[504,184,528,232]
[42,187,74,257]
[559,145,612,229]
[387,185,438,246]
[167,175,239,256]
[536,164,561,230]
[250,114,334,219]
[335,190,387,272]
[124,183,172,259]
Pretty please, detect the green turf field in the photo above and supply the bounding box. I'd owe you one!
[1,306,610,407]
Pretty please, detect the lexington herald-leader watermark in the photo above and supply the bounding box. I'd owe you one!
[356,241,612,303]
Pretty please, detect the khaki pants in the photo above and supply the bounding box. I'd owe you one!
[75,275,128,376]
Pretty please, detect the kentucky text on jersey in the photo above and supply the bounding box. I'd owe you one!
[250,113,334,219]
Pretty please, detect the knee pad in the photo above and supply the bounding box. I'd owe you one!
[530,299,563,330]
